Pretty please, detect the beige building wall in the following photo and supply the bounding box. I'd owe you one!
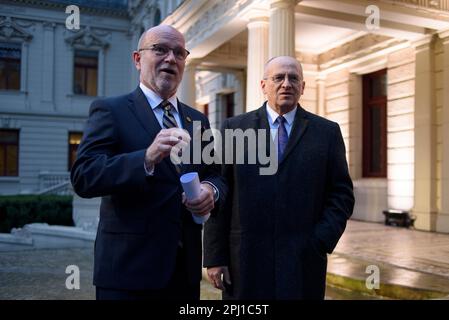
[301,73,317,115]
[437,31,449,232]
[387,47,416,212]
[436,38,444,220]
[324,69,351,159]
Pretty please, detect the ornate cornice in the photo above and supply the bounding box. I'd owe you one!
[385,0,449,12]
[128,0,159,20]
[295,34,409,71]
[1,0,129,18]
[0,16,33,42]
[318,34,405,69]
[185,0,253,48]
[296,51,318,65]
[438,28,449,42]
[65,26,110,49]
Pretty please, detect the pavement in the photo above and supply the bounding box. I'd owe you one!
[0,220,449,300]
[326,220,449,299]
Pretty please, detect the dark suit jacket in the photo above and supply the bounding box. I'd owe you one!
[203,103,354,300]
[71,87,226,291]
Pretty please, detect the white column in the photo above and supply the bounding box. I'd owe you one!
[178,59,199,108]
[413,35,437,231]
[21,42,29,94]
[439,30,449,232]
[98,50,105,97]
[269,0,299,58]
[316,76,326,117]
[42,22,55,103]
[246,16,269,112]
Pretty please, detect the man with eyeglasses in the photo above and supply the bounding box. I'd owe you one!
[204,56,354,300]
[71,25,226,300]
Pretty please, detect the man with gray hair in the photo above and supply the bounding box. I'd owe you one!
[204,56,354,300]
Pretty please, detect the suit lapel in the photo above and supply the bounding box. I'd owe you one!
[127,87,180,179]
[177,100,194,138]
[254,103,273,162]
[177,100,196,174]
[127,87,161,139]
[281,105,309,164]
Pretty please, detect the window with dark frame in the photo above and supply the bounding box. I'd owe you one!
[74,50,98,96]
[0,42,21,90]
[362,69,387,178]
[0,130,19,177]
[224,93,234,119]
[68,132,83,170]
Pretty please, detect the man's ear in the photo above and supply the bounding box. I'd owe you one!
[300,80,305,94]
[132,51,141,71]
[260,79,266,94]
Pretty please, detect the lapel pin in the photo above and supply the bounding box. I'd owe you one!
[186,116,192,123]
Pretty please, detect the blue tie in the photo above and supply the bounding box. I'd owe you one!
[277,116,288,161]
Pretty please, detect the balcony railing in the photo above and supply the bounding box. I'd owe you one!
[38,171,73,195]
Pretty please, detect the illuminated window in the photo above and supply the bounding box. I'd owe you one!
[0,130,19,176]
[363,69,387,177]
[74,50,98,96]
[68,132,83,170]
[0,42,21,90]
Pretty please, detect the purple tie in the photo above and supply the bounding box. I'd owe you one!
[277,116,288,161]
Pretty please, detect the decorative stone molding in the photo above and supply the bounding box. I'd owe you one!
[65,26,110,49]
[201,37,248,68]
[386,0,449,12]
[210,39,248,58]
[128,0,144,16]
[318,34,406,69]
[270,0,300,10]
[185,0,252,47]
[296,51,318,65]
[439,28,449,43]
[7,0,128,17]
[0,16,33,42]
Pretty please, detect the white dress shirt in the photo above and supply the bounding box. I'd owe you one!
[139,82,183,129]
[265,103,297,140]
[139,83,216,224]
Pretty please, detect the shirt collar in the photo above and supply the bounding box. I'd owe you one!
[266,103,297,126]
[139,82,178,112]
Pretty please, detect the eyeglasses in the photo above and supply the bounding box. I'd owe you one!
[264,74,302,85]
[138,43,190,61]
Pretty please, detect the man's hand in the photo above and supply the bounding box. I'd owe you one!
[207,266,231,290]
[145,128,190,167]
[182,183,215,216]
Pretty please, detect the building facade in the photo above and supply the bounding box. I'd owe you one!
[1,0,449,233]
[168,0,449,233]
[0,0,182,195]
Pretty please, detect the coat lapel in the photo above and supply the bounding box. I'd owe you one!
[177,100,194,138]
[177,100,196,174]
[281,104,309,164]
[127,87,161,139]
[254,103,273,162]
[127,87,180,178]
